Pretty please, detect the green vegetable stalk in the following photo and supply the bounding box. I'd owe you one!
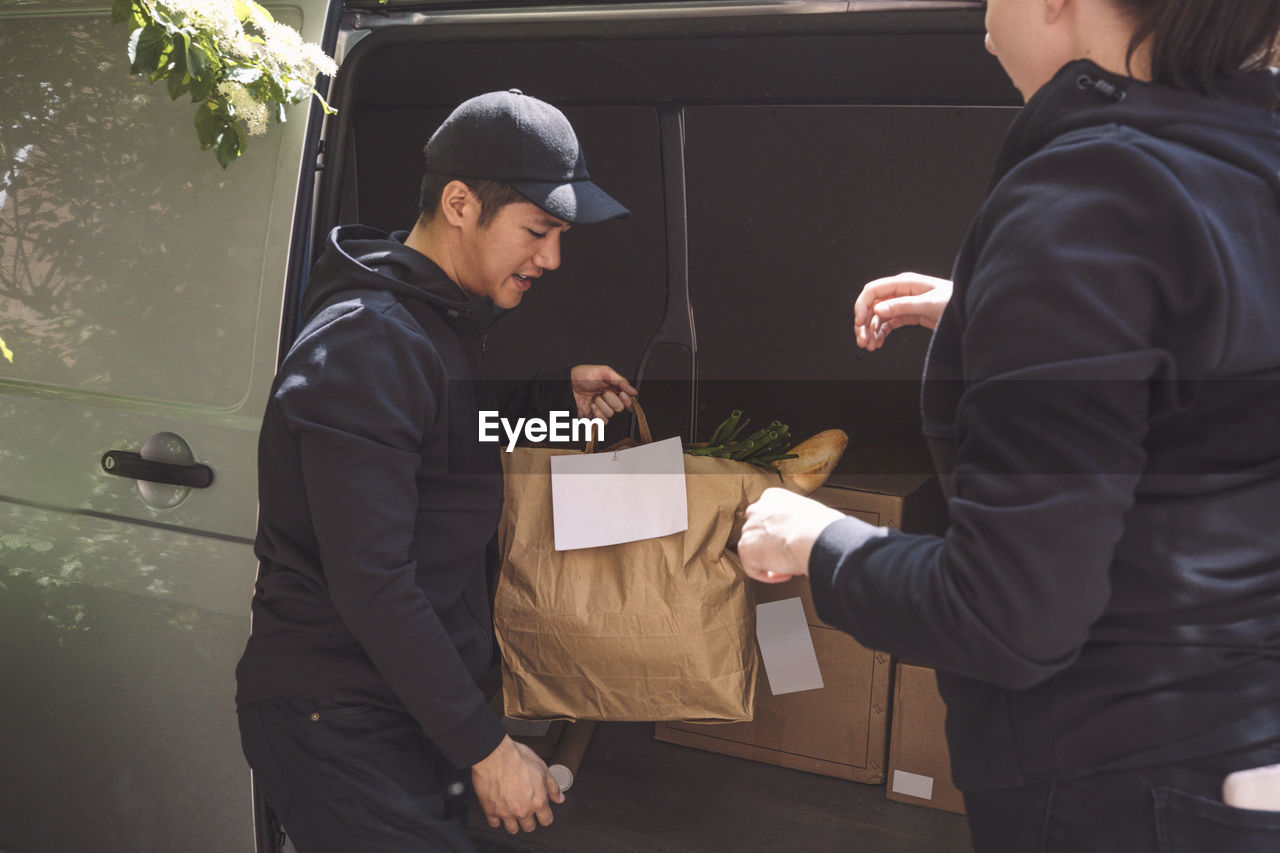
[688,411,798,470]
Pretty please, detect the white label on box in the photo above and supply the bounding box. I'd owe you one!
[892,769,935,801]
[755,597,824,695]
[549,436,688,551]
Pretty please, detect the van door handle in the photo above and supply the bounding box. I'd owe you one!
[101,450,215,489]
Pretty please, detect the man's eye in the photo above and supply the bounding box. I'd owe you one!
[527,229,547,238]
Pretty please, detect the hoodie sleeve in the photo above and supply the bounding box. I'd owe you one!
[809,133,1202,689]
[277,299,506,768]
[494,369,575,422]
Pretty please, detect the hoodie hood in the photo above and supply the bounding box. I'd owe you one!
[993,60,1280,207]
[301,225,502,335]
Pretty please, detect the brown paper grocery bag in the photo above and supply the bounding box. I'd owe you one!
[495,444,780,722]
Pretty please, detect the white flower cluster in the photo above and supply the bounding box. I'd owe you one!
[217,80,269,135]
[154,0,337,104]
[154,0,243,43]
[121,0,338,162]
[260,19,338,83]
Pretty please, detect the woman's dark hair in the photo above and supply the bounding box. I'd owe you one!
[1118,0,1280,94]
[417,171,527,228]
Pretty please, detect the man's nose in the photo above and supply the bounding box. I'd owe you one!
[535,233,561,271]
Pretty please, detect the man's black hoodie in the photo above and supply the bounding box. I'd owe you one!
[809,61,1280,789]
[236,226,571,769]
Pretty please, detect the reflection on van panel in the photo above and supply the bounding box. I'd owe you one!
[0,3,329,852]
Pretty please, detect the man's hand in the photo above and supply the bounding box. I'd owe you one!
[853,272,953,351]
[471,736,564,834]
[738,487,855,582]
[570,364,638,421]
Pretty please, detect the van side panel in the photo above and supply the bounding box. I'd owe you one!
[0,4,331,851]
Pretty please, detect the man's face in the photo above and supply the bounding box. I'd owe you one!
[455,200,570,309]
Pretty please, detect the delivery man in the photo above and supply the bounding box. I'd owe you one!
[235,89,636,852]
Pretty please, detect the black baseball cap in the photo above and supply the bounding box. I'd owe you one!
[424,89,629,224]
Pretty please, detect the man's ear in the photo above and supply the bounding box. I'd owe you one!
[439,179,476,227]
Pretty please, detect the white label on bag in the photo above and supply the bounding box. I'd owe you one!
[549,436,688,551]
[755,597,824,695]
[892,770,936,801]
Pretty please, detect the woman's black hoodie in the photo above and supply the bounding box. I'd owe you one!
[810,61,1280,789]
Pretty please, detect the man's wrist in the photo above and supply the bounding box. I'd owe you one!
[473,734,516,771]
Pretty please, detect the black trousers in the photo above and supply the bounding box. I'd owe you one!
[239,700,474,853]
[963,740,1280,853]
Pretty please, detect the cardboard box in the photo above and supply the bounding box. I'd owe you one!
[654,477,945,783]
[886,661,966,814]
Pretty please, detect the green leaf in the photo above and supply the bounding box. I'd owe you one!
[215,128,243,168]
[189,79,215,103]
[264,76,287,106]
[167,69,188,100]
[186,40,209,79]
[130,24,169,75]
[234,0,273,25]
[0,335,13,364]
[189,76,215,103]
[186,42,218,101]
[194,102,220,148]
[166,37,188,99]
[145,25,172,73]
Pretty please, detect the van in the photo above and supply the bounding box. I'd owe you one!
[0,2,1018,850]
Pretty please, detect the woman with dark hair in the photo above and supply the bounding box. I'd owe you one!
[740,1,1280,849]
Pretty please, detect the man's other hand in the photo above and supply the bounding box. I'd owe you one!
[471,735,564,834]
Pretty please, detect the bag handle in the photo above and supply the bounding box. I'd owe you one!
[585,399,652,454]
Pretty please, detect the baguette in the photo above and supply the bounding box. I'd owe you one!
[777,429,849,494]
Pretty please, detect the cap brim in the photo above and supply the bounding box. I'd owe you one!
[511,179,630,225]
